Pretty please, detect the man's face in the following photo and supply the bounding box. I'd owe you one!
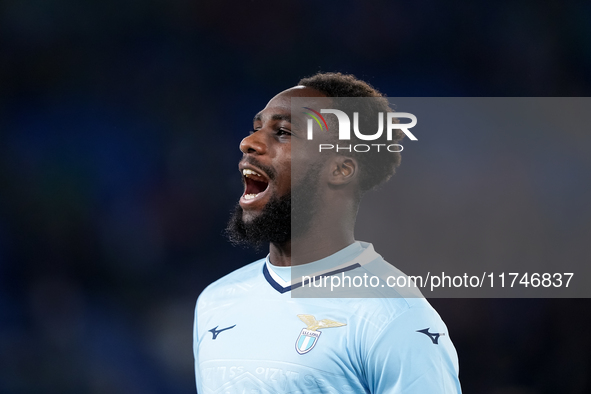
[239,87,328,221]
[225,86,330,247]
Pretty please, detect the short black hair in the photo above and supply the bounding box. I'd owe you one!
[298,72,404,193]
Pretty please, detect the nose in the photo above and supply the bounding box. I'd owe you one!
[240,132,267,155]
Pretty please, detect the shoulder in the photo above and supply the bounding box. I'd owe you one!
[358,257,445,330]
[197,258,266,305]
[335,246,446,333]
[349,291,443,340]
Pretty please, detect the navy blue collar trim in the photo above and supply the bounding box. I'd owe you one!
[263,262,362,294]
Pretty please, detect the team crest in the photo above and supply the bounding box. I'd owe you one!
[295,314,346,355]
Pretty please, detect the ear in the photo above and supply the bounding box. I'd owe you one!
[328,156,357,186]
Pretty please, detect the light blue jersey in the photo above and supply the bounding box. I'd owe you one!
[194,242,461,393]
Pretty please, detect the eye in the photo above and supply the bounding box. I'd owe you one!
[276,128,292,136]
[249,128,260,135]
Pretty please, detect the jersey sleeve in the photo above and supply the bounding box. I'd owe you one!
[364,306,461,394]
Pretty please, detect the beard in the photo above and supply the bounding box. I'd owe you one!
[225,164,321,249]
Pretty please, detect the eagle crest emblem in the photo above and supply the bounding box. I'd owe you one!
[295,314,346,355]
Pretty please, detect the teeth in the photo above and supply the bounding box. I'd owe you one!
[243,193,260,200]
[243,169,262,178]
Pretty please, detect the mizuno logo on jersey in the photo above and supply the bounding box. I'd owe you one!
[417,327,445,344]
[209,325,236,340]
[295,314,346,355]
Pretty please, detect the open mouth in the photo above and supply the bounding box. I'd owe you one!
[242,168,270,201]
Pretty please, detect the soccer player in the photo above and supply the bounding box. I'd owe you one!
[193,73,461,393]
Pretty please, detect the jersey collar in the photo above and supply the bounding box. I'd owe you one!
[263,242,379,294]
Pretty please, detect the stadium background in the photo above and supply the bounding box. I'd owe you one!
[1,1,590,393]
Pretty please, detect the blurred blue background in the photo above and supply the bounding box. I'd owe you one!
[1,0,590,393]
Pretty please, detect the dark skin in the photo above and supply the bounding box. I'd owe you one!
[238,86,361,266]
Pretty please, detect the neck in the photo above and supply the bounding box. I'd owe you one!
[268,215,356,267]
[268,235,355,267]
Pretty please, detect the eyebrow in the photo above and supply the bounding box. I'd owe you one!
[253,112,292,123]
